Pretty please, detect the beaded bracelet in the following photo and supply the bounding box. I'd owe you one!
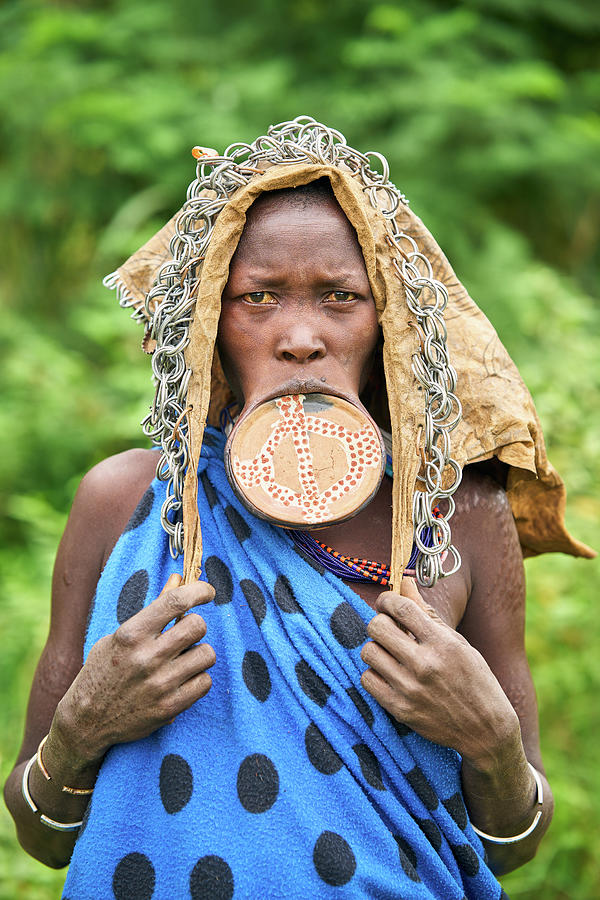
[21,756,83,832]
[471,763,544,845]
[36,734,94,795]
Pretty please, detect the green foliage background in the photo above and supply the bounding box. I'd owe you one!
[1,0,598,896]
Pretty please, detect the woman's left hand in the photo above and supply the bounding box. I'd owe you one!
[360,578,521,767]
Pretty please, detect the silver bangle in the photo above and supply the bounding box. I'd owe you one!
[21,755,83,833]
[471,762,544,845]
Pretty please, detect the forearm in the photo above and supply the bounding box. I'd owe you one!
[3,720,103,868]
[461,723,553,875]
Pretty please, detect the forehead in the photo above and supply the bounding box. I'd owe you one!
[228,191,369,280]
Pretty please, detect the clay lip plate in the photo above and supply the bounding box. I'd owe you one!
[224,392,385,529]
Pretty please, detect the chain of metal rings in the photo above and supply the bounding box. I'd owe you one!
[386,225,463,586]
[110,116,462,583]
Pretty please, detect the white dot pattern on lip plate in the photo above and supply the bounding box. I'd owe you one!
[232,394,382,523]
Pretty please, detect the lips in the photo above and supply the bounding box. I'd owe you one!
[242,377,361,416]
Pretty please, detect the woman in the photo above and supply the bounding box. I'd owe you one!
[5,117,592,899]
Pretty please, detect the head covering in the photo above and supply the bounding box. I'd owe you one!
[104,116,594,587]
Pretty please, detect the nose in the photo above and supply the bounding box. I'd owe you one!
[275,324,326,364]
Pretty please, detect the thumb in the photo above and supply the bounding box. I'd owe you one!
[400,575,432,612]
[400,575,423,603]
[160,573,183,595]
[400,576,441,620]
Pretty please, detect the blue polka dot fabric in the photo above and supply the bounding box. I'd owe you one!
[63,429,507,899]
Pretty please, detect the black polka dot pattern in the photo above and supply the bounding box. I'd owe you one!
[240,579,266,625]
[225,504,251,543]
[443,792,468,830]
[189,855,234,900]
[295,660,331,707]
[330,602,368,649]
[204,556,233,605]
[112,852,155,900]
[406,766,439,811]
[388,715,412,738]
[416,817,442,851]
[237,753,279,813]
[305,724,342,775]
[242,651,271,702]
[124,485,154,532]
[346,687,374,728]
[450,842,480,877]
[200,471,218,509]
[393,835,420,882]
[274,574,302,613]
[159,753,193,814]
[352,743,386,790]
[117,570,149,624]
[313,831,356,886]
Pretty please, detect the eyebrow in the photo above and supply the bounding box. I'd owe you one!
[228,268,367,287]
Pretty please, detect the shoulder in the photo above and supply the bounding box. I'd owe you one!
[76,448,159,520]
[452,464,519,578]
[48,448,159,649]
[425,463,525,632]
[454,463,512,519]
[452,464,526,639]
[74,448,159,564]
[79,447,158,499]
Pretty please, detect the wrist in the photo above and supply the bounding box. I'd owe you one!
[50,701,107,777]
[460,709,523,777]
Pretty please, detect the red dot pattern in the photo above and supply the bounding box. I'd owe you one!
[231,395,382,523]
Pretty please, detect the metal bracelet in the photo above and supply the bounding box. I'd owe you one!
[35,734,94,795]
[471,762,544,845]
[21,755,84,833]
[114,116,462,587]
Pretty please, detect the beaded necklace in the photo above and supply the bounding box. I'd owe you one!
[286,436,443,586]
[286,504,443,586]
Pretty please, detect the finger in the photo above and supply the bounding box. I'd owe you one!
[159,612,208,656]
[375,591,436,643]
[360,667,396,709]
[131,580,216,636]
[400,576,425,605]
[400,577,442,623]
[161,573,183,594]
[367,613,418,663]
[172,643,216,685]
[360,640,405,686]
[171,671,213,717]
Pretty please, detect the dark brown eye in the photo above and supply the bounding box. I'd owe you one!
[241,291,277,305]
[325,291,359,303]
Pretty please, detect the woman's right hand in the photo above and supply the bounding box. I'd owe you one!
[50,573,216,770]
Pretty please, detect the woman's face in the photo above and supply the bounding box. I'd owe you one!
[218,191,380,409]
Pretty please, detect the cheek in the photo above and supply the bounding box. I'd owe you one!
[216,309,248,394]
[351,308,380,388]
[348,307,379,361]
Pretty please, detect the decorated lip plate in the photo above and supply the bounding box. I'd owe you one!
[224,393,385,530]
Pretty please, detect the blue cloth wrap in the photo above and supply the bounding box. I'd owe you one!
[63,428,506,900]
